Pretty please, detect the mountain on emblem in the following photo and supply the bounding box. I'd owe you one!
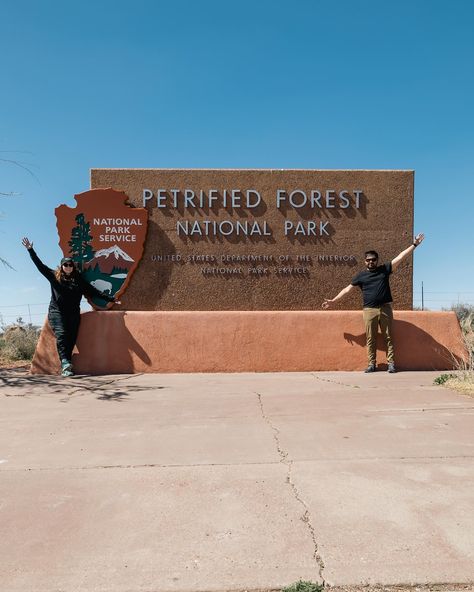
[93,245,135,262]
[55,188,148,309]
[86,246,135,275]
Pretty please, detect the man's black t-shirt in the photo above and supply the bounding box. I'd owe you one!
[351,262,393,308]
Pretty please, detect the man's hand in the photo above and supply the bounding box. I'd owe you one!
[21,237,33,250]
[392,232,425,270]
[414,232,425,246]
[322,285,354,308]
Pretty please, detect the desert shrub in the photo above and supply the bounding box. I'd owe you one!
[450,302,474,328]
[0,321,40,361]
[448,303,474,367]
[435,304,474,393]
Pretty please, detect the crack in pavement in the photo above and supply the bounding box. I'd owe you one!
[256,391,326,584]
[376,406,474,413]
[3,460,284,472]
[311,373,361,389]
[258,408,474,419]
[3,453,474,472]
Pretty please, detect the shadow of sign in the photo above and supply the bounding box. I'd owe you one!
[74,312,151,374]
[133,219,176,309]
[29,312,154,376]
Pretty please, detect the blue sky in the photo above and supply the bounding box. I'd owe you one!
[1,0,473,324]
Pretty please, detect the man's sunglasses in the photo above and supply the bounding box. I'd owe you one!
[62,262,74,267]
[365,258,377,262]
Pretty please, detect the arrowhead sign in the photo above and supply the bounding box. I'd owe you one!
[55,188,148,309]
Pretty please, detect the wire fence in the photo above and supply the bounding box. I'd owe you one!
[0,302,92,325]
[0,303,49,325]
[0,292,473,325]
[413,291,474,308]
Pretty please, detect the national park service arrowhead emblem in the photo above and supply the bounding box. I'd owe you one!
[55,188,148,309]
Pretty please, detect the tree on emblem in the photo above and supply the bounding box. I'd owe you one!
[68,213,93,271]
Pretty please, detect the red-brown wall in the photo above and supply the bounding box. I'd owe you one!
[31,311,466,375]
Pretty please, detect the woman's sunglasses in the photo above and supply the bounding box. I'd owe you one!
[62,262,74,268]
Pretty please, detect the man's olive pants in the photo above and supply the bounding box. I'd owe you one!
[362,303,394,366]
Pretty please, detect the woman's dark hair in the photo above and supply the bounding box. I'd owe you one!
[54,263,79,282]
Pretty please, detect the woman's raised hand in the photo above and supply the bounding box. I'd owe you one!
[22,237,33,250]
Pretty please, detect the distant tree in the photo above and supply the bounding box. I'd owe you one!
[68,213,94,271]
[111,265,128,275]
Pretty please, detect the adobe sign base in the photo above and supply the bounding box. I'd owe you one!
[30,311,466,375]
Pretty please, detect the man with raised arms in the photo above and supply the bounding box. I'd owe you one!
[322,233,425,373]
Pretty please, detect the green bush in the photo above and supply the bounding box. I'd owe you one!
[282,581,324,592]
[434,373,456,385]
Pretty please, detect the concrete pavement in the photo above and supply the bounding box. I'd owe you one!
[0,370,473,591]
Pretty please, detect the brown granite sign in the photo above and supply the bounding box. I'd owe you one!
[55,188,148,308]
[90,169,414,311]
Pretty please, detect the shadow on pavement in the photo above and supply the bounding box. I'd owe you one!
[0,369,166,401]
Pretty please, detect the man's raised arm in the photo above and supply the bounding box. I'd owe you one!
[391,232,425,271]
[322,284,356,309]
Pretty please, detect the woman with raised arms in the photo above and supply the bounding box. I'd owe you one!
[22,237,120,377]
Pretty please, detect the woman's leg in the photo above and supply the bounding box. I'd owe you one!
[64,315,81,362]
[48,311,69,364]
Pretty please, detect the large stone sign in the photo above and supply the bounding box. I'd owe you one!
[90,169,414,310]
[33,168,467,375]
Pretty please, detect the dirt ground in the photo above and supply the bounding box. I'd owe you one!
[0,357,30,371]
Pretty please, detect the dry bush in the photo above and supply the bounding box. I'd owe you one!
[454,305,474,369]
[439,304,474,395]
[0,321,40,361]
